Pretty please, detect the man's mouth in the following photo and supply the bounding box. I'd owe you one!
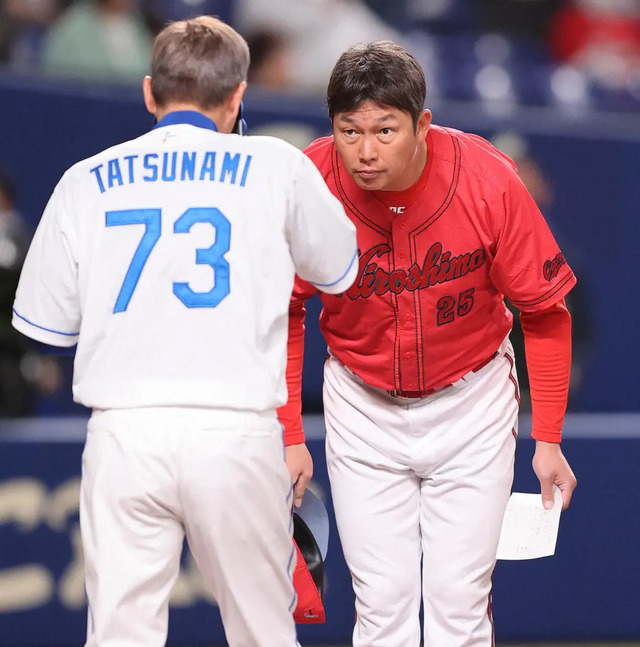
[356,169,382,179]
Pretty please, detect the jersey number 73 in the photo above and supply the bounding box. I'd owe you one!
[105,207,230,313]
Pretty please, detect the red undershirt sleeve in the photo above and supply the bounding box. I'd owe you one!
[277,300,306,446]
[519,297,572,443]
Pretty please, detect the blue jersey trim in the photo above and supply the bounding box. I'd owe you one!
[154,110,218,132]
[311,248,359,287]
[12,308,79,337]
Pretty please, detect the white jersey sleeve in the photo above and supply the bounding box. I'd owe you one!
[286,153,358,294]
[12,176,81,347]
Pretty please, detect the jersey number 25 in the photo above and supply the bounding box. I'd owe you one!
[106,207,230,313]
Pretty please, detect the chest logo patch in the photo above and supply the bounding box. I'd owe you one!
[342,242,487,299]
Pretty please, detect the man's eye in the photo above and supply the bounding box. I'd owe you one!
[380,128,393,135]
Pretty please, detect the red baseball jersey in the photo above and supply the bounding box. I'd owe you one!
[291,125,576,393]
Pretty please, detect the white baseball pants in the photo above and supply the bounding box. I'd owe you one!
[80,408,298,647]
[324,343,519,647]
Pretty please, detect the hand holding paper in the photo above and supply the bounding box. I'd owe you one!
[496,485,563,560]
[532,441,577,511]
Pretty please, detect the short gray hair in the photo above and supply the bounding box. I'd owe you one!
[150,16,250,109]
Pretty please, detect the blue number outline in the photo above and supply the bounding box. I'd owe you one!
[105,208,161,313]
[173,207,231,308]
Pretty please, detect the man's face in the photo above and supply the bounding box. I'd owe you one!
[332,100,431,192]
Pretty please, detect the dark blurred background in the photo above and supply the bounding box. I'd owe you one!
[0,1,639,645]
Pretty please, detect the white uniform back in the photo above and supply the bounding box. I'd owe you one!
[12,121,358,411]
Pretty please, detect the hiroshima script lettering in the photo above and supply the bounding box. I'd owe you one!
[343,242,487,299]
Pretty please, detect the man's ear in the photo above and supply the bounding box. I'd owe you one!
[226,82,247,127]
[142,76,157,116]
[230,81,247,111]
[417,109,432,138]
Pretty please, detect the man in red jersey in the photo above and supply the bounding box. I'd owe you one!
[280,41,577,647]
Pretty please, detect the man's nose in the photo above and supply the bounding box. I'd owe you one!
[358,136,378,163]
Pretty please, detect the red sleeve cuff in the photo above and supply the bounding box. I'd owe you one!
[283,428,306,446]
[530,429,562,443]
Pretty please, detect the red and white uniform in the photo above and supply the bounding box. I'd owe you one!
[279,126,576,646]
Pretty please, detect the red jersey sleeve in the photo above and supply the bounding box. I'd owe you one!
[278,137,333,445]
[489,171,576,312]
[277,277,318,446]
[520,298,572,443]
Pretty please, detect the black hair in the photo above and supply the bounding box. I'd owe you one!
[327,41,426,128]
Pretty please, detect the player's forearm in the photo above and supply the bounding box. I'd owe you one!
[520,298,572,443]
[277,301,306,445]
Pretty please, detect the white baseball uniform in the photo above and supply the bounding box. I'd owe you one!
[12,110,358,647]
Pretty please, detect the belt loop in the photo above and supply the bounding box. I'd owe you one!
[453,351,498,390]
[498,334,511,358]
[450,375,470,391]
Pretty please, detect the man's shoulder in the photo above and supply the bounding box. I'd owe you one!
[431,124,518,179]
[303,136,334,168]
[65,129,311,184]
[64,136,145,179]
[244,133,305,159]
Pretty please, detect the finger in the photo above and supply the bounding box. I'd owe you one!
[560,480,576,511]
[294,472,311,508]
[286,463,298,483]
[294,481,304,508]
[540,480,555,510]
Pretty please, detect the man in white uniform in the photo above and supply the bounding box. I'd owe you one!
[12,16,357,647]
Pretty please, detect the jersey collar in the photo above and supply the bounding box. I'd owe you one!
[153,110,218,132]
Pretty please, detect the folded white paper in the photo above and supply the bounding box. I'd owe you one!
[496,485,562,560]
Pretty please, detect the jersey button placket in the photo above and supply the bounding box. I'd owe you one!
[404,311,413,328]
[393,231,419,387]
